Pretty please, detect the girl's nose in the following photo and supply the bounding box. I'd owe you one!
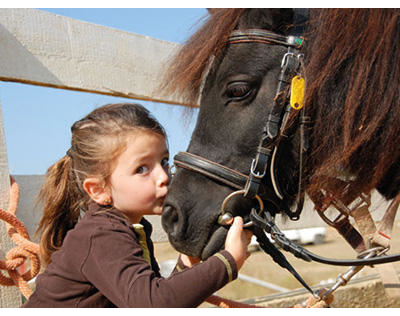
[156,166,169,188]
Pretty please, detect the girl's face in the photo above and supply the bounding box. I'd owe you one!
[109,131,169,224]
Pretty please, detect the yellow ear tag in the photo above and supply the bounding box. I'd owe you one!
[290,75,305,110]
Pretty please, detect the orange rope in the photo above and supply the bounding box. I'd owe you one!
[0,176,41,299]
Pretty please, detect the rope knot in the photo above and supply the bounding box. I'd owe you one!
[0,176,41,299]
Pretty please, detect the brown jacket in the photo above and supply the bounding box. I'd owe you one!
[22,203,237,307]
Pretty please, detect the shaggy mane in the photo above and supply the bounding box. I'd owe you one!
[161,9,245,105]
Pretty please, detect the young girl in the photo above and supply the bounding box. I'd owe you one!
[23,102,251,308]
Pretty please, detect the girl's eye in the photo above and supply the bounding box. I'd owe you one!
[136,166,149,174]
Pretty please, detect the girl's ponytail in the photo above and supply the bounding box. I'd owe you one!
[36,154,83,266]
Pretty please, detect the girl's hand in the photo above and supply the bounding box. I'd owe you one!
[224,217,252,270]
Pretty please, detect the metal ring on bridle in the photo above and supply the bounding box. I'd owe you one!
[169,164,177,177]
[218,189,264,227]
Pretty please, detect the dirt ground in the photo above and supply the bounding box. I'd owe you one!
[153,221,400,305]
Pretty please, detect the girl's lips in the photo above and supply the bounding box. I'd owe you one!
[158,196,166,206]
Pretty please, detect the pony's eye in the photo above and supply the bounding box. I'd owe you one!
[227,82,251,98]
[225,82,252,102]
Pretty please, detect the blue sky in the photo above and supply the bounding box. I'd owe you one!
[0,8,208,175]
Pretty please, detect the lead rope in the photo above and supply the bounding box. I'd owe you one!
[0,176,41,299]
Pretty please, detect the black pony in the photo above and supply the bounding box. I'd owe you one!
[161,9,400,263]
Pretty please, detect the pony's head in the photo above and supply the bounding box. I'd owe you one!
[161,9,400,260]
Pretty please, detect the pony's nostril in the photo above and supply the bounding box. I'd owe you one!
[162,204,184,239]
[165,205,179,225]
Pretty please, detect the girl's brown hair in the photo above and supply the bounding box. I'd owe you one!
[36,103,167,265]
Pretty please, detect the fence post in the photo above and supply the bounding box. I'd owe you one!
[0,101,22,307]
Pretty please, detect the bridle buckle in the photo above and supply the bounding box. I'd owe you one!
[250,158,266,179]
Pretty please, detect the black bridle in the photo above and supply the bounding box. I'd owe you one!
[175,28,308,221]
[172,10,400,296]
[174,9,310,221]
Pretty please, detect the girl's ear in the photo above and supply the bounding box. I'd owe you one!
[83,177,111,205]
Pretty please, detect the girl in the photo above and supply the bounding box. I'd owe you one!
[23,103,251,308]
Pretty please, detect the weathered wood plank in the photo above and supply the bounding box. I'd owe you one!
[0,8,196,107]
